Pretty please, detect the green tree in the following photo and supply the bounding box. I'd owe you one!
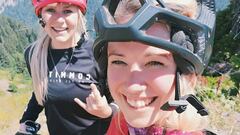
[0,14,36,75]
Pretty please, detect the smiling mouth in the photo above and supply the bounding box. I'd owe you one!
[125,96,157,109]
[52,27,68,32]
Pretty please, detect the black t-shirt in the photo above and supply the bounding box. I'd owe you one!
[20,38,113,135]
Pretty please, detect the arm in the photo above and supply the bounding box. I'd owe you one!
[20,44,44,123]
[17,92,43,134]
[17,44,44,134]
[19,92,44,123]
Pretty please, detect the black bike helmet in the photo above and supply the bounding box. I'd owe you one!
[93,0,216,75]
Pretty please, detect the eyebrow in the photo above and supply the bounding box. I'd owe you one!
[62,4,72,8]
[144,52,171,59]
[108,52,124,57]
[46,3,72,8]
[108,50,171,58]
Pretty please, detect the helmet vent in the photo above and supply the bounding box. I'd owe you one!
[172,31,194,52]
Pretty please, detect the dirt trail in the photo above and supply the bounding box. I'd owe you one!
[0,79,49,134]
[0,113,49,135]
[0,79,9,93]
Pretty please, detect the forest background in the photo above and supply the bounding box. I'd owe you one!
[0,0,239,134]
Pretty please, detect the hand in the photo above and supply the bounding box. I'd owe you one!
[16,120,41,135]
[16,123,32,135]
[74,83,112,118]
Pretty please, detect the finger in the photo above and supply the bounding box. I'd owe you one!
[90,84,102,100]
[88,92,96,102]
[86,96,94,108]
[102,95,108,103]
[86,96,96,110]
[89,92,94,98]
[74,98,87,110]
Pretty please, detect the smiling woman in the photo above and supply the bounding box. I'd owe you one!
[40,3,84,49]
[107,42,177,128]
[93,0,216,134]
[16,0,116,135]
[107,22,177,128]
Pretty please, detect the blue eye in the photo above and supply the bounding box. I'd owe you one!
[111,60,127,65]
[63,10,73,14]
[45,8,55,13]
[145,61,163,67]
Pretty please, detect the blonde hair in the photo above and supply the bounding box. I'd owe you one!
[114,0,208,132]
[29,9,87,105]
[164,74,208,131]
[114,0,198,20]
[163,0,198,19]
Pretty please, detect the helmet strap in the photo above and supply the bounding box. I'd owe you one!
[160,70,188,113]
[175,70,181,100]
[160,69,209,116]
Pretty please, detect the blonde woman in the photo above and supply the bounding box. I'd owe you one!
[93,0,216,134]
[17,0,116,135]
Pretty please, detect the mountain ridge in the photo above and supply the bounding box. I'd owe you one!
[1,0,230,31]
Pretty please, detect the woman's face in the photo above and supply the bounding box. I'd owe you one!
[41,3,80,46]
[107,23,177,128]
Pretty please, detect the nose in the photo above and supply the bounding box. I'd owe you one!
[53,13,65,23]
[130,63,141,72]
[126,63,147,94]
[126,81,147,97]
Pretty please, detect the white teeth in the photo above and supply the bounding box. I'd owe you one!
[127,98,152,108]
[53,27,67,31]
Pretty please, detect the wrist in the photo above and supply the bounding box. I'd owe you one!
[101,102,119,118]
[101,105,113,118]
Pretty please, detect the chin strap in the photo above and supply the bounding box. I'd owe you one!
[160,70,208,116]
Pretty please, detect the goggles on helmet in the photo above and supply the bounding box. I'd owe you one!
[93,0,216,75]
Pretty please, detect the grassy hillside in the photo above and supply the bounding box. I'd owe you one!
[0,69,31,134]
[196,76,240,134]
[0,69,49,135]
[0,14,36,74]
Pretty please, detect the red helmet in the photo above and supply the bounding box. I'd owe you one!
[32,0,87,16]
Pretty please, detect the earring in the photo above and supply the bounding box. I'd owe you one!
[39,18,46,28]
